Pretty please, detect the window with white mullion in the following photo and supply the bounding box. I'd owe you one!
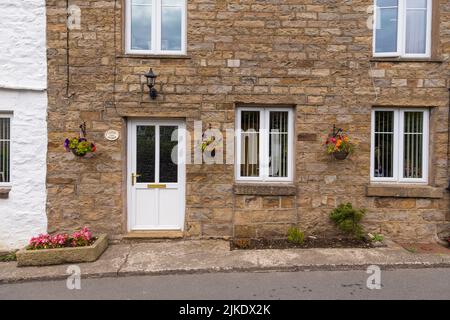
[373,0,432,58]
[0,115,11,185]
[237,108,293,182]
[371,109,428,184]
[126,0,186,55]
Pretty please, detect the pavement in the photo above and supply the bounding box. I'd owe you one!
[0,239,449,284]
[2,268,449,299]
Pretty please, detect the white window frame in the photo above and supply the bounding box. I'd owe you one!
[373,0,432,58]
[125,0,187,55]
[370,108,429,184]
[236,107,294,183]
[0,113,12,187]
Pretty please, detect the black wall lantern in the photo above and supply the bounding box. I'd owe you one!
[144,68,158,100]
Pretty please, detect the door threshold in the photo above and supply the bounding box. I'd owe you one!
[124,230,184,239]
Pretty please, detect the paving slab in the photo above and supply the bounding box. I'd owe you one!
[119,240,450,275]
[0,240,449,284]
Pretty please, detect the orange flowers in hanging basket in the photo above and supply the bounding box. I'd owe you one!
[325,128,355,160]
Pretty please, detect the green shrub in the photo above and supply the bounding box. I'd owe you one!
[287,227,305,244]
[0,251,17,262]
[371,233,384,242]
[330,203,366,238]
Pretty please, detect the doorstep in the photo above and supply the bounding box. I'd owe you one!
[123,230,184,239]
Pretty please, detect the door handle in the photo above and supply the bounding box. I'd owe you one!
[131,173,141,186]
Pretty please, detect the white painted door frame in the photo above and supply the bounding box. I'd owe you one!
[127,119,186,231]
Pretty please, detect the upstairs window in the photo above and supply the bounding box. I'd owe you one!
[371,108,429,183]
[0,115,11,185]
[373,0,432,58]
[125,0,186,55]
[236,108,294,182]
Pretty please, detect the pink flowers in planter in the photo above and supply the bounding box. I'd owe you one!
[28,234,68,250]
[28,227,96,250]
[71,227,93,247]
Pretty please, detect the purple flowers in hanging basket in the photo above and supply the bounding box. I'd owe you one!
[63,138,70,152]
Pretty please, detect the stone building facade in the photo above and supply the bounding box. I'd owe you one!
[0,0,48,250]
[46,0,450,243]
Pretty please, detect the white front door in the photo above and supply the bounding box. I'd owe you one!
[128,119,186,231]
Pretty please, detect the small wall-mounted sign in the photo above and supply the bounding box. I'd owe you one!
[105,129,120,141]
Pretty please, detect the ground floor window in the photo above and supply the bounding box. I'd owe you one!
[0,114,11,184]
[371,108,429,183]
[236,107,294,182]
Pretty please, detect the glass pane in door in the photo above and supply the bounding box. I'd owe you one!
[136,125,155,183]
[159,126,178,183]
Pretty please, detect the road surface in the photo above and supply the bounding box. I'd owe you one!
[0,268,449,300]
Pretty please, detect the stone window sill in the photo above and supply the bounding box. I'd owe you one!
[0,187,11,199]
[370,57,444,63]
[366,184,443,199]
[116,54,191,60]
[233,184,296,196]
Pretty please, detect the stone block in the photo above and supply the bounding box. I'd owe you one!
[262,197,280,209]
[234,184,296,196]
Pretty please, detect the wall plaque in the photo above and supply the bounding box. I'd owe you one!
[105,130,120,141]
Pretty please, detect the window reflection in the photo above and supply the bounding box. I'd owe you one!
[161,6,182,51]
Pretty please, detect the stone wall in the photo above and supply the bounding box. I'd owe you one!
[0,0,48,250]
[46,0,450,242]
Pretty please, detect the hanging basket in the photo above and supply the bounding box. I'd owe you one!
[201,136,216,158]
[64,122,96,158]
[325,125,355,161]
[65,138,96,157]
[332,151,349,160]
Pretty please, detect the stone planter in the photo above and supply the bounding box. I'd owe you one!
[332,151,349,160]
[16,234,108,267]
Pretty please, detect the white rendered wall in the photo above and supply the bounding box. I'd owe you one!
[0,0,47,90]
[0,0,47,250]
